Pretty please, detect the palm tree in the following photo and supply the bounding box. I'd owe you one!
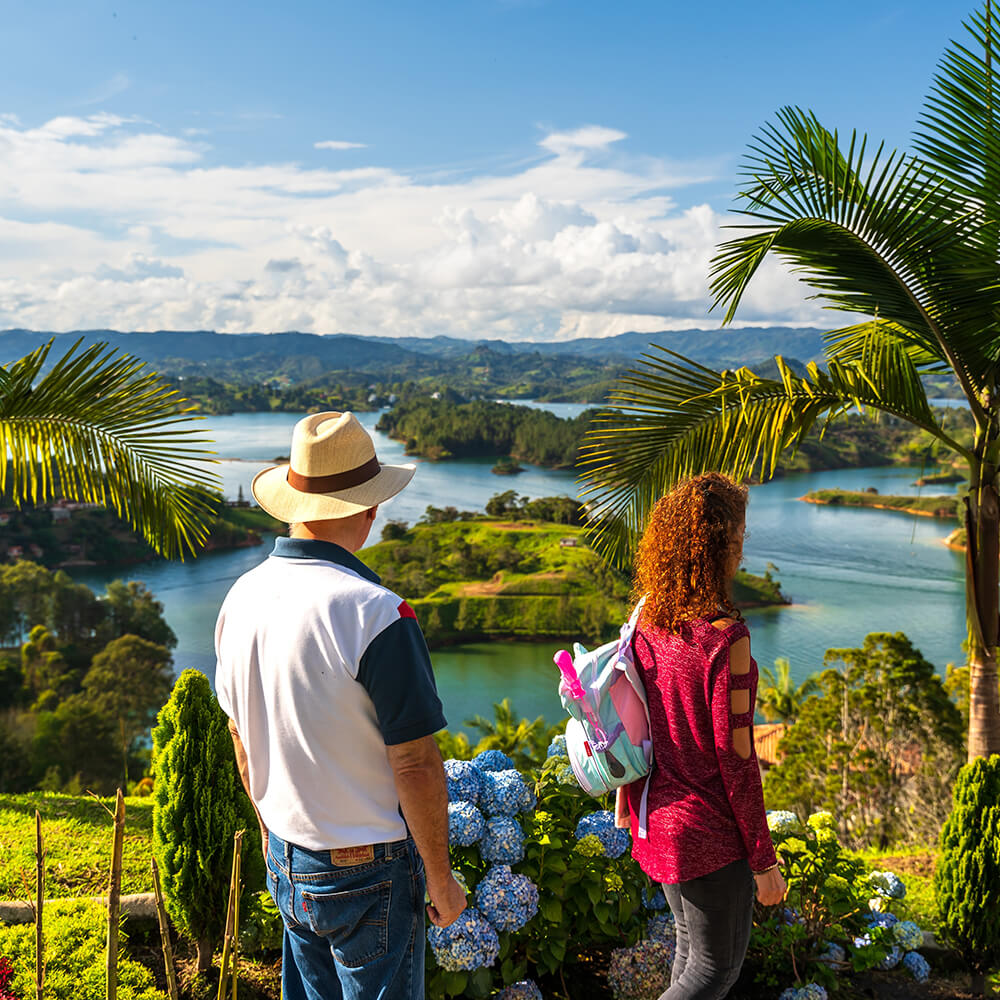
[758,658,819,724]
[580,1,1000,760]
[1,338,217,558]
[465,698,557,769]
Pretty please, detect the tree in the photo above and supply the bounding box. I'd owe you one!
[95,580,177,650]
[83,634,174,780]
[580,2,1000,760]
[0,338,217,558]
[764,633,965,847]
[465,698,554,769]
[20,625,73,706]
[935,754,1000,994]
[758,658,819,724]
[152,669,262,972]
[31,695,121,793]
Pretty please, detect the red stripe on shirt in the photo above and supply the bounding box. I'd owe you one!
[397,600,417,620]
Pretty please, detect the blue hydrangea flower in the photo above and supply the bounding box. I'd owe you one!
[546,735,567,758]
[782,906,804,926]
[447,801,485,847]
[642,885,667,910]
[852,932,873,950]
[868,870,907,900]
[608,939,672,1000]
[878,946,903,970]
[480,770,532,817]
[575,811,630,859]
[444,759,482,804]
[481,815,525,864]
[778,987,827,1000]
[646,912,676,958]
[767,810,800,835]
[427,906,500,971]
[816,941,846,968]
[865,911,898,929]
[472,749,515,772]
[893,920,924,951]
[902,951,930,983]
[495,982,543,1000]
[474,864,538,934]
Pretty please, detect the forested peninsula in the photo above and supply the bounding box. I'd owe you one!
[376,397,597,467]
[374,394,973,475]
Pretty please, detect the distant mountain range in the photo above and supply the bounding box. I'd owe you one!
[0,326,828,372]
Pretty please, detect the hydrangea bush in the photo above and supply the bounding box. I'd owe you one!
[748,810,933,997]
[426,743,648,998]
[430,727,934,1000]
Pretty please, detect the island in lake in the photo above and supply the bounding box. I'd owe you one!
[361,514,789,649]
[801,489,960,519]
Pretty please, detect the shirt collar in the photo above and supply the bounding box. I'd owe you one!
[270,536,381,585]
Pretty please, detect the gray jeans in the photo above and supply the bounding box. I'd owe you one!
[661,858,755,1000]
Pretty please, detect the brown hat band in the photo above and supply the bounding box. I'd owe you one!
[286,455,382,494]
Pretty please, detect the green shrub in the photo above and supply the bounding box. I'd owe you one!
[151,669,262,972]
[0,899,166,1000]
[935,754,1000,992]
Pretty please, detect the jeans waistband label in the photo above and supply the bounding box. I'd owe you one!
[330,845,375,866]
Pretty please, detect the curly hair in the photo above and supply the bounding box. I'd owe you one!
[632,472,748,632]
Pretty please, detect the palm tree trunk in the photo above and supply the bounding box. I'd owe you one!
[966,471,1000,760]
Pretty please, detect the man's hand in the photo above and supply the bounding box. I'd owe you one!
[754,867,787,907]
[426,872,467,928]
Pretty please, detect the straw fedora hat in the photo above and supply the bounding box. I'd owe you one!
[251,411,415,521]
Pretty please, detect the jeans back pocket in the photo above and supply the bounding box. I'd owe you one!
[300,880,392,967]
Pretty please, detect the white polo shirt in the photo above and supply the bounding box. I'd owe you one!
[214,537,447,850]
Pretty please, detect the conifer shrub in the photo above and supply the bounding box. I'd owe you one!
[934,754,1000,993]
[151,668,262,972]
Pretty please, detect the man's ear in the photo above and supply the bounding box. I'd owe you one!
[367,504,379,522]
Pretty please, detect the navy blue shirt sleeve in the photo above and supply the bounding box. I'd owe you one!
[357,616,447,745]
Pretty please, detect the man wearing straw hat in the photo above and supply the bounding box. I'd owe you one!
[215,411,467,1000]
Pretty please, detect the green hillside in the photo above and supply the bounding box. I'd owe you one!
[360,518,788,647]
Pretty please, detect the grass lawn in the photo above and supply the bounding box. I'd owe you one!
[0,792,153,901]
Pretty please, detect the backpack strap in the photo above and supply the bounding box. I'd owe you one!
[618,595,646,649]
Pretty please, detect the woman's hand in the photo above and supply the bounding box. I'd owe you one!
[754,866,786,907]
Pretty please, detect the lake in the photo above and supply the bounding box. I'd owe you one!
[71,407,967,733]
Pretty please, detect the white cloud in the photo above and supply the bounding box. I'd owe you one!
[315,139,368,150]
[0,113,828,339]
[76,72,131,107]
[539,125,627,157]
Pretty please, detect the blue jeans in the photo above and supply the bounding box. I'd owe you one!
[266,833,426,1000]
[661,858,755,999]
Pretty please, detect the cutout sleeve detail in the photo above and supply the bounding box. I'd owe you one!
[709,623,778,873]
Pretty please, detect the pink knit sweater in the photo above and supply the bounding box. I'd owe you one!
[625,618,778,884]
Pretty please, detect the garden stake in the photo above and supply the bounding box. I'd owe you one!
[34,810,44,1000]
[106,789,125,1000]
[216,829,244,1000]
[151,858,179,1000]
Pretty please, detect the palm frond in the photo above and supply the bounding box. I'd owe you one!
[915,1,1000,220]
[712,107,999,409]
[578,344,967,567]
[0,339,220,559]
[823,319,951,372]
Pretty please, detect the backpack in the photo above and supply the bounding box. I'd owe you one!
[553,598,653,838]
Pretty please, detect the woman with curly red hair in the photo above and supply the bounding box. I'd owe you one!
[618,472,785,999]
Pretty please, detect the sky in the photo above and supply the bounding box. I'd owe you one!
[0,0,979,341]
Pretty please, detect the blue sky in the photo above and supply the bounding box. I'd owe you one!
[0,0,979,339]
